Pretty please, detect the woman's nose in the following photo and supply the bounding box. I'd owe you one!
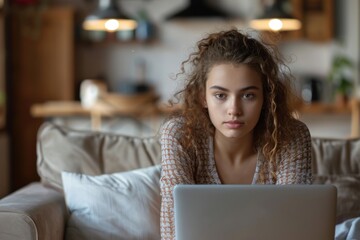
[227,98,242,116]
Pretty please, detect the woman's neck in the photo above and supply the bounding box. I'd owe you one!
[214,130,256,165]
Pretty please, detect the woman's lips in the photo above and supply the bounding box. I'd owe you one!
[224,120,244,129]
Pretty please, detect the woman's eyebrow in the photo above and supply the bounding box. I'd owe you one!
[209,85,260,92]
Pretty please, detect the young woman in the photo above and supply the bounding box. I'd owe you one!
[159,29,312,239]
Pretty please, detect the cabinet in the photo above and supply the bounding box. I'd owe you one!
[8,6,74,190]
[302,0,334,41]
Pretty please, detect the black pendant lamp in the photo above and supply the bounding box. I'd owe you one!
[166,0,228,20]
[83,0,137,32]
[250,0,301,31]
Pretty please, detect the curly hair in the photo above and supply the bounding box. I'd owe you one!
[169,28,300,174]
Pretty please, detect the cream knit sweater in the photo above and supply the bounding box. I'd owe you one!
[160,118,312,239]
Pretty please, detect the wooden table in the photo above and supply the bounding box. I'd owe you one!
[30,100,176,130]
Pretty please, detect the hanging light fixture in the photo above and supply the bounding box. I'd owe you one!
[166,0,228,20]
[83,0,137,32]
[250,0,301,31]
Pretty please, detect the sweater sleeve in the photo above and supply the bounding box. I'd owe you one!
[160,119,195,240]
[276,120,313,184]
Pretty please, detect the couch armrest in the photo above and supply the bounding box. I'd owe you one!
[0,182,67,240]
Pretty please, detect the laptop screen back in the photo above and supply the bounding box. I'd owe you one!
[173,184,337,240]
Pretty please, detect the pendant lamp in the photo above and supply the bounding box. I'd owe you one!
[250,0,301,31]
[83,0,137,32]
[166,0,228,20]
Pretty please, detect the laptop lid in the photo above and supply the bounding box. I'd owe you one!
[174,184,337,240]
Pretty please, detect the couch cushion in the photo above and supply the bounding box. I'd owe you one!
[313,175,360,223]
[37,122,161,190]
[62,165,161,240]
[311,137,360,175]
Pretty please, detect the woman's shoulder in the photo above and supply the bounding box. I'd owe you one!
[160,117,185,137]
[282,118,311,149]
[288,118,311,136]
[276,119,312,167]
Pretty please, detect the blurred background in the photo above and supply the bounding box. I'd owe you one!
[0,0,359,195]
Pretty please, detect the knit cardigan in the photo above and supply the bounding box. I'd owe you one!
[159,118,312,239]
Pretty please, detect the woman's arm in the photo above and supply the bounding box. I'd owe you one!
[276,120,313,184]
[160,120,195,240]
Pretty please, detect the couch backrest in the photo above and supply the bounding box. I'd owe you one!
[311,138,360,223]
[37,122,360,190]
[311,137,360,176]
[37,122,161,190]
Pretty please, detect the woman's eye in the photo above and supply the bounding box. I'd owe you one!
[243,93,255,99]
[214,93,226,100]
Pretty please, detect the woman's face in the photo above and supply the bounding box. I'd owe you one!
[205,63,264,140]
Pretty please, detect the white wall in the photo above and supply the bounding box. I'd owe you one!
[342,0,360,96]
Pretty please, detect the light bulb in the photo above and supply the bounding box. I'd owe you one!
[268,19,283,31]
[105,19,120,32]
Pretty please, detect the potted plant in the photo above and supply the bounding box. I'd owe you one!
[328,55,354,106]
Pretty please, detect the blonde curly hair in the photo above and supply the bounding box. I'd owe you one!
[169,29,300,176]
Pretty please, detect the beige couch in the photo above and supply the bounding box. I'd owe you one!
[0,122,360,239]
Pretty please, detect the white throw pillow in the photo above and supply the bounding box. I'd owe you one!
[62,165,161,240]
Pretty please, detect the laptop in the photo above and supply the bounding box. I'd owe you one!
[173,184,337,240]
